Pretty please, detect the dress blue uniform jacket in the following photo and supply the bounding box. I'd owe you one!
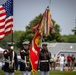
[20,49,32,71]
[39,49,51,71]
[3,50,18,73]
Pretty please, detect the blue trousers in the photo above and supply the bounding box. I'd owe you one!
[4,72,14,75]
[21,71,31,75]
[40,71,49,75]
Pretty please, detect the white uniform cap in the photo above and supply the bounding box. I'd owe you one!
[22,41,29,45]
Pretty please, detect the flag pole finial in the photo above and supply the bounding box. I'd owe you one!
[47,6,49,9]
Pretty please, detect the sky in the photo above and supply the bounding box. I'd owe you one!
[0,0,76,35]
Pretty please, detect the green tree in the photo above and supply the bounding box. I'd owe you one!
[0,34,12,49]
[62,34,76,43]
[72,26,76,35]
[17,13,63,47]
[67,35,76,43]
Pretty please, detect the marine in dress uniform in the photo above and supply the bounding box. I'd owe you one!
[3,42,18,75]
[39,43,51,75]
[20,41,32,75]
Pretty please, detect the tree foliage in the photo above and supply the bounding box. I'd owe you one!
[1,14,76,51]
[71,26,76,35]
[17,13,63,47]
[62,34,76,43]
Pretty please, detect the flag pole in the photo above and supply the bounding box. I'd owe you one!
[11,0,13,44]
[11,29,13,44]
[49,0,51,8]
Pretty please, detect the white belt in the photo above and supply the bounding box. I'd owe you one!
[40,60,49,62]
[4,59,14,63]
[5,59,9,62]
[21,60,25,63]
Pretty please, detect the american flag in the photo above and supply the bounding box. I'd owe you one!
[0,0,13,40]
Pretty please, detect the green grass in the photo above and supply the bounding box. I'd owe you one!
[0,70,76,75]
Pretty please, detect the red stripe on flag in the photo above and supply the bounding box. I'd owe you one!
[0,19,5,23]
[5,24,13,29]
[0,32,5,35]
[0,25,5,29]
[0,12,6,17]
[5,30,13,36]
[5,18,13,24]
[0,6,4,10]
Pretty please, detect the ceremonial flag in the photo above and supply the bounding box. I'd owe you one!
[32,8,53,36]
[30,31,41,72]
[47,9,53,35]
[32,24,38,30]
[0,0,13,40]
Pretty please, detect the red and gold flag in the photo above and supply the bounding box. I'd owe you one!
[30,31,41,72]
